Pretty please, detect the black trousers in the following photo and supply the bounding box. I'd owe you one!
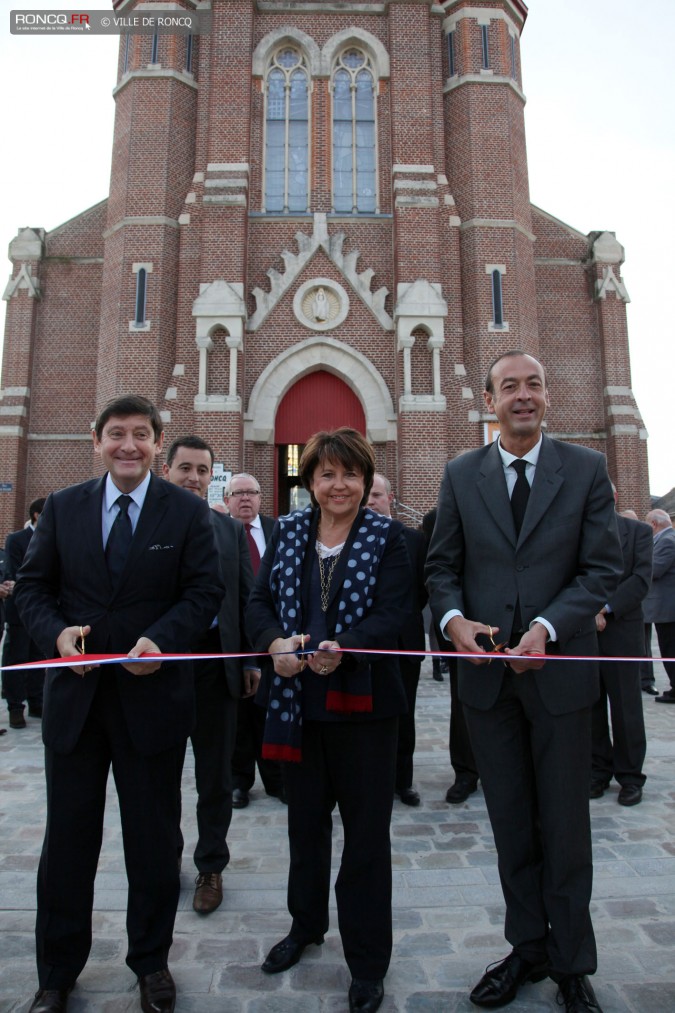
[592,652,646,787]
[231,693,283,796]
[639,624,655,689]
[1,623,45,709]
[464,670,596,979]
[448,659,478,782]
[655,621,675,690]
[395,657,420,790]
[36,675,182,988]
[285,717,398,980]
[177,633,237,874]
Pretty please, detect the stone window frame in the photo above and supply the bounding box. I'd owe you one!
[262,44,312,214]
[486,264,509,333]
[130,262,152,332]
[447,29,457,77]
[330,46,379,215]
[481,24,490,70]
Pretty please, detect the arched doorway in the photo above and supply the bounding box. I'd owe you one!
[274,370,366,514]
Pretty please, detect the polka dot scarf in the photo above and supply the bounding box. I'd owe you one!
[263,505,392,762]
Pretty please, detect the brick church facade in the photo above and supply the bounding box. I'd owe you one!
[0,0,648,532]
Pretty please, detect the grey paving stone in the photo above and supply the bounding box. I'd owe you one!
[2,657,675,1010]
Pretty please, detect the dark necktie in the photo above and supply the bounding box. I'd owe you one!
[510,459,530,536]
[106,494,133,583]
[245,522,261,576]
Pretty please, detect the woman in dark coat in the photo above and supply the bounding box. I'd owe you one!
[246,428,409,1013]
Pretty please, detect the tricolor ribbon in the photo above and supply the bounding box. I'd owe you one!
[1,647,672,671]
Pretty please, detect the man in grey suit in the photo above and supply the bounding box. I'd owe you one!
[163,438,257,914]
[426,352,622,1013]
[643,509,675,703]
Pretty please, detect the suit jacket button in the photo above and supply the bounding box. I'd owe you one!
[505,604,514,612]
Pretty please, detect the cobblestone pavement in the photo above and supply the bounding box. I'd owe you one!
[1,658,674,1012]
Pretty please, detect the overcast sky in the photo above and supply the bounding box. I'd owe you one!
[1,0,673,497]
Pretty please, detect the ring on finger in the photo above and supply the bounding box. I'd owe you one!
[319,664,329,675]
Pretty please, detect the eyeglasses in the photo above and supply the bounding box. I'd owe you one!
[229,489,261,497]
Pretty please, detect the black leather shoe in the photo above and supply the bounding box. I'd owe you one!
[232,788,249,808]
[261,934,324,974]
[556,974,603,1011]
[589,780,609,799]
[349,978,384,1012]
[655,691,675,703]
[642,685,659,695]
[29,989,72,1012]
[446,778,478,804]
[397,787,421,806]
[617,784,642,806]
[9,707,26,729]
[193,871,223,913]
[138,968,176,1012]
[470,951,548,1007]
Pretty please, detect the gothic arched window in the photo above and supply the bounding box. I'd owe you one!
[332,48,377,214]
[264,47,310,213]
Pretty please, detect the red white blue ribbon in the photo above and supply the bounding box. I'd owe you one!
[1,647,671,671]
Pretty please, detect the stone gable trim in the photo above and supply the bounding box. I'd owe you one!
[45,257,105,265]
[546,432,607,441]
[534,258,583,267]
[26,433,92,441]
[444,74,525,102]
[461,218,535,243]
[113,68,198,97]
[257,2,386,13]
[595,266,630,304]
[604,386,633,397]
[442,3,523,34]
[3,264,41,301]
[103,216,180,238]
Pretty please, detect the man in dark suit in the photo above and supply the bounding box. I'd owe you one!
[162,437,256,914]
[423,508,480,804]
[224,472,282,807]
[368,473,427,805]
[14,396,224,1013]
[643,509,675,703]
[426,352,622,1013]
[2,497,47,728]
[591,498,652,806]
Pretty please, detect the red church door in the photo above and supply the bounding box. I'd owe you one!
[274,371,366,515]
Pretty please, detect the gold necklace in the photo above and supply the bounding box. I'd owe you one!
[316,541,342,612]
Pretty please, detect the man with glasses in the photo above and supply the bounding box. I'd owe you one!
[224,474,283,808]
